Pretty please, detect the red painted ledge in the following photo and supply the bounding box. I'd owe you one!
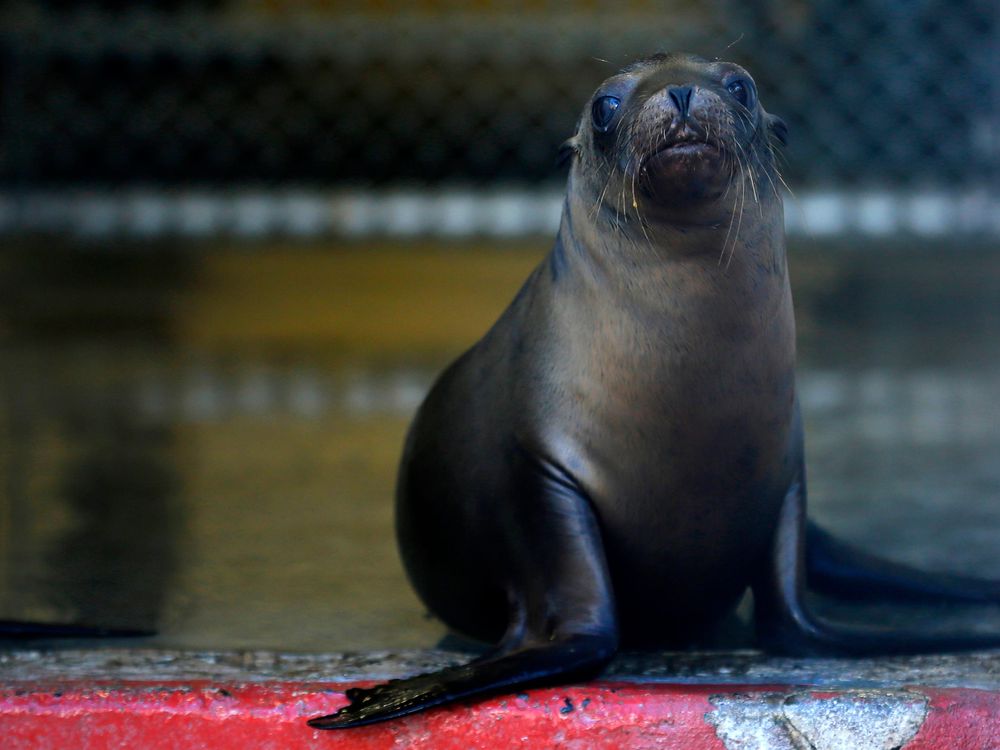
[3,650,1000,749]
[3,681,1000,749]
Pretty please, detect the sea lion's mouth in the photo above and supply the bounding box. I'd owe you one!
[658,141,717,155]
[635,132,728,205]
[639,138,722,180]
[647,138,720,162]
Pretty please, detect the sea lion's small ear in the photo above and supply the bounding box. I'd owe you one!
[557,135,582,167]
[766,114,788,147]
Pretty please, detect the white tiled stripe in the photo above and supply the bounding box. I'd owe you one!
[119,362,1000,446]
[1,188,997,239]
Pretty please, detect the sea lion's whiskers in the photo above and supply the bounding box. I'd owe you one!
[630,160,654,252]
[719,147,747,266]
[720,113,742,201]
[719,182,741,266]
[591,178,613,221]
[771,151,796,199]
[725,32,745,50]
[760,159,782,205]
[733,139,761,217]
[721,143,740,203]
[591,153,619,220]
[733,173,748,269]
[724,161,747,271]
[619,122,641,218]
[735,106,769,198]
[758,144,782,205]
[604,123,630,218]
[721,153,737,201]
[620,149,635,222]
[762,138,797,210]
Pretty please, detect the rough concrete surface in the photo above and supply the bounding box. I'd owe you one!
[4,647,1000,688]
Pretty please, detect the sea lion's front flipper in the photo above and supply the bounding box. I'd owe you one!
[806,521,1000,603]
[754,476,1000,656]
[309,456,619,729]
[307,633,615,729]
[0,620,153,639]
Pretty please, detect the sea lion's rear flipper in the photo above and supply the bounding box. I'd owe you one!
[0,620,153,639]
[806,521,1000,603]
[309,455,619,729]
[754,476,1000,656]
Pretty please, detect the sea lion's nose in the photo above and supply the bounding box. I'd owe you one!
[668,85,694,119]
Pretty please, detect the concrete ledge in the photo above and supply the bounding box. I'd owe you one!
[2,649,1000,748]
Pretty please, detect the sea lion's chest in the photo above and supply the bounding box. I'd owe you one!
[517,270,797,566]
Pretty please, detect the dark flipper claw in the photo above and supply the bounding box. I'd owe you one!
[308,674,450,729]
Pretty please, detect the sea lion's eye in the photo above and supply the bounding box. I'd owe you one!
[591,96,621,133]
[726,78,756,110]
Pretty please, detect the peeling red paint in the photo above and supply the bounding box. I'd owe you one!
[1,680,998,749]
[905,689,1000,750]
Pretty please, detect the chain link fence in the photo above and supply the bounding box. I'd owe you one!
[0,1,997,237]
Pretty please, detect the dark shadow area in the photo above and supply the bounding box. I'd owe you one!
[0,244,192,636]
[46,416,181,633]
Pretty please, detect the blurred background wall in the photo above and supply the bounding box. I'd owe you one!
[0,1,998,649]
[1,0,997,238]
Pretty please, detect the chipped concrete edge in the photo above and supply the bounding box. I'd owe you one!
[707,689,931,750]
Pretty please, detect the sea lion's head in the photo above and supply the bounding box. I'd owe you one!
[563,52,787,229]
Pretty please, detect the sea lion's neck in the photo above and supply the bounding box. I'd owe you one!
[544,171,796,426]
[559,173,788,305]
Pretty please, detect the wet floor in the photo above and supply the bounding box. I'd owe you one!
[1,239,999,652]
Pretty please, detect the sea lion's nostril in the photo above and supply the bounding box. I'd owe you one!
[668,85,694,119]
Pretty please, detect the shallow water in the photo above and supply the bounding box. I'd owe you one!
[1,240,998,651]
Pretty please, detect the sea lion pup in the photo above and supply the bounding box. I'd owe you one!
[310,52,1000,729]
